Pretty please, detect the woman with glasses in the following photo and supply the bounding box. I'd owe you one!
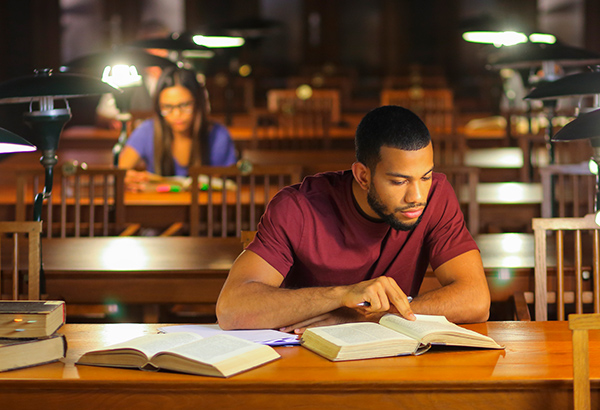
[118,66,236,184]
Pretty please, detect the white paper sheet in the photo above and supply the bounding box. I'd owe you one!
[157,324,300,346]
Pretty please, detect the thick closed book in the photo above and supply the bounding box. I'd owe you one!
[76,332,281,378]
[0,300,65,338]
[0,334,67,372]
[301,314,504,361]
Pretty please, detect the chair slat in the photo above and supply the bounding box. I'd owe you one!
[532,214,600,321]
[189,165,302,237]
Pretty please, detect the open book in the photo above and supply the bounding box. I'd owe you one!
[300,314,503,361]
[76,332,280,377]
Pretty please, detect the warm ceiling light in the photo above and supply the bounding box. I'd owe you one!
[529,33,556,44]
[462,31,528,47]
[192,35,245,48]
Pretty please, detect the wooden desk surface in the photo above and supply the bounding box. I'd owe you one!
[0,321,597,410]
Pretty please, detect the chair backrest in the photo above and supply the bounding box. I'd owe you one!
[188,164,303,237]
[437,165,480,235]
[251,110,332,150]
[382,74,448,89]
[569,313,600,410]
[539,162,595,218]
[431,133,466,166]
[204,74,255,114]
[0,221,42,300]
[532,214,600,321]
[286,75,354,109]
[380,88,455,135]
[16,166,127,238]
[267,88,341,123]
[241,149,356,178]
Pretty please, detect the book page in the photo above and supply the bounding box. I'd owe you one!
[380,314,493,342]
[92,332,203,359]
[306,322,415,346]
[158,334,269,365]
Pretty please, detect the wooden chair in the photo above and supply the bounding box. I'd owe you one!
[517,214,600,321]
[15,166,139,238]
[204,74,255,115]
[251,109,332,150]
[267,88,341,124]
[286,75,354,110]
[540,162,595,218]
[431,133,466,166]
[0,221,42,300]
[437,165,480,235]
[382,74,448,89]
[380,88,456,135]
[569,313,600,410]
[188,164,303,237]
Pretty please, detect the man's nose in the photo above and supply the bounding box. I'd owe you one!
[406,181,425,204]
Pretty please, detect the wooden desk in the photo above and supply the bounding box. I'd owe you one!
[0,321,598,409]
[1,233,538,319]
[41,236,242,305]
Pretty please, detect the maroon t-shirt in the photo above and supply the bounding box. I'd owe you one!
[246,170,478,296]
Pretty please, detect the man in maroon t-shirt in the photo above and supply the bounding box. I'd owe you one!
[217,106,490,333]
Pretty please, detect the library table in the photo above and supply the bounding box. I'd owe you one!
[0,321,597,410]
[1,233,536,318]
[40,237,242,314]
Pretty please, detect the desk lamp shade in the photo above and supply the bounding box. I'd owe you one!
[60,48,177,73]
[0,127,35,153]
[208,17,283,39]
[0,68,118,104]
[553,109,600,218]
[128,32,215,59]
[552,108,600,143]
[487,42,600,70]
[525,71,600,100]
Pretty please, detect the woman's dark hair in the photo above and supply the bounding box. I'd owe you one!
[355,105,431,170]
[152,67,211,175]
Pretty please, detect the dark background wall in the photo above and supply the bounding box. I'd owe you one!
[0,0,596,137]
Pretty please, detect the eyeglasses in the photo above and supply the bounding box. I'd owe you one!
[160,101,195,116]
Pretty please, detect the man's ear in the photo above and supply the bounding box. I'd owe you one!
[351,161,371,191]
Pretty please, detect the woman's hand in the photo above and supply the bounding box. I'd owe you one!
[124,170,151,192]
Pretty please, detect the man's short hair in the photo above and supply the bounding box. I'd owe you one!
[355,105,431,170]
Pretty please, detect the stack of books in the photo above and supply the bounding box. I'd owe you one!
[0,300,67,372]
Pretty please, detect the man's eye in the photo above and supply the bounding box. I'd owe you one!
[391,180,407,186]
[422,175,432,181]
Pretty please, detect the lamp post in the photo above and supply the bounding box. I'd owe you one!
[0,68,118,292]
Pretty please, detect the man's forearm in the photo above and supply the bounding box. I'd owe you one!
[410,281,490,323]
[217,281,347,330]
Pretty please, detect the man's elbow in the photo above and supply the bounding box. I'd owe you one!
[216,297,242,330]
[465,293,491,323]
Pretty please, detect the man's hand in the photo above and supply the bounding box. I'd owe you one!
[342,276,415,320]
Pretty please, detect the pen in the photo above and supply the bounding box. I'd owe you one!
[357,296,412,307]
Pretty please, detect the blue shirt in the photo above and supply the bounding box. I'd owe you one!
[125,119,237,176]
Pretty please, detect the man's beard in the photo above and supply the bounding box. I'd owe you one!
[367,183,425,231]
